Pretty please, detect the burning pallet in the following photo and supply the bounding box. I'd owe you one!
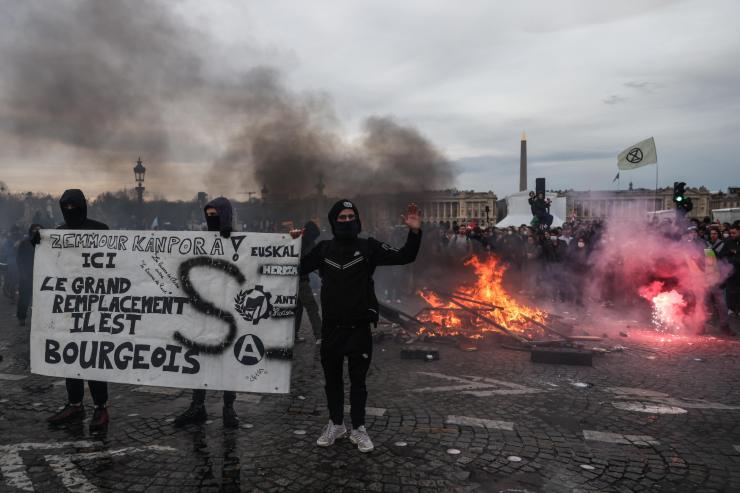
[403,255,603,363]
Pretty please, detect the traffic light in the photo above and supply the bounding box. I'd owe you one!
[673,181,693,216]
[673,181,686,204]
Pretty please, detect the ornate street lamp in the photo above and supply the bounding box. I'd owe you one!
[134,157,146,204]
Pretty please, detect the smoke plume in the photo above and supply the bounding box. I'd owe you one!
[0,0,454,198]
[208,67,454,198]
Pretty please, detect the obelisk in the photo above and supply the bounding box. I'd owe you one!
[519,130,527,192]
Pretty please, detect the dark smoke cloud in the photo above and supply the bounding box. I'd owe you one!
[0,0,454,198]
[209,68,454,197]
[0,0,203,161]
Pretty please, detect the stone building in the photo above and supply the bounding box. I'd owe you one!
[709,187,740,210]
[416,189,497,227]
[563,186,712,220]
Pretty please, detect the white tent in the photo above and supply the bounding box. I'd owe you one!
[496,191,567,228]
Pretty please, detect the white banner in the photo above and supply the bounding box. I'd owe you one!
[30,230,301,393]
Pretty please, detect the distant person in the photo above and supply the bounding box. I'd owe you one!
[294,220,322,344]
[1,226,21,301]
[45,189,111,432]
[16,223,42,326]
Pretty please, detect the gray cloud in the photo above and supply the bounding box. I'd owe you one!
[624,81,664,93]
[603,94,628,105]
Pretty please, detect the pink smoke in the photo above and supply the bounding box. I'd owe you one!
[585,218,732,334]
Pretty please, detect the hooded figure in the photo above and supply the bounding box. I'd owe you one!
[58,189,107,230]
[300,199,422,453]
[47,189,110,432]
[175,196,241,428]
[203,197,233,238]
[328,199,362,241]
[16,223,42,324]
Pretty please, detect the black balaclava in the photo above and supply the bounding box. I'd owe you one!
[205,215,220,231]
[204,197,233,232]
[59,189,88,228]
[328,199,361,242]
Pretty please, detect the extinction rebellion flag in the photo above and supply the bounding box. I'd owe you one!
[617,137,657,170]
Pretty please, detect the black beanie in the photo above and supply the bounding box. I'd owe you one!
[328,199,361,235]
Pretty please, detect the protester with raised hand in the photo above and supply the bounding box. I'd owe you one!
[299,200,422,453]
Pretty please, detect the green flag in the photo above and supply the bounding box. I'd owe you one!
[617,137,657,170]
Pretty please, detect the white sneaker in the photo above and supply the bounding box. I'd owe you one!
[316,420,346,447]
[315,338,322,345]
[349,425,374,453]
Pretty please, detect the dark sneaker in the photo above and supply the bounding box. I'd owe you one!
[89,406,109,432]
[174,402,207,427]
[720,325,735,336]
[223,405,239,428]
[47,404,85,425]
[18,319,26,327]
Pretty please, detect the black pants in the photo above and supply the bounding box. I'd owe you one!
[66,379,108,406]
[320,324,372,428]
[17,278,32,321]
[191,389,236,406]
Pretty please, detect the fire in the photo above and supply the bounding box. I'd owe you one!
[638,281,687,333]
[417,255,547,339]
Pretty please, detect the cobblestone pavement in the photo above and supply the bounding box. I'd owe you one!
[1,296,739,492]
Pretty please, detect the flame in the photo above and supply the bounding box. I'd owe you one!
[417,255,546,339]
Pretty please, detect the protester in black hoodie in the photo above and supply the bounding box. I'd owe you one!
[300,199,422,453]
[174,197,241,428]
[46,189,110,432]
[294,220,322,344]
[16,223,42,325]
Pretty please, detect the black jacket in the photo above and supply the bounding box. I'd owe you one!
[300,230,422,327]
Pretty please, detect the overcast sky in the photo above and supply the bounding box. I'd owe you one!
[1,0,738,199]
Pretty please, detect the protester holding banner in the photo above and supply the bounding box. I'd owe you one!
[46,189,111,432]
[174,197,241,428]
[300,199,422,453]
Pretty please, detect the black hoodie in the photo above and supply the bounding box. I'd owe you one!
[300,200,421,327]
[57,189,108,231]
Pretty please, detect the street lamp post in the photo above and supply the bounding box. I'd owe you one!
[133,157,146,227]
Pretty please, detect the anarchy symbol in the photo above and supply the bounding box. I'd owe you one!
[626,148,643,163]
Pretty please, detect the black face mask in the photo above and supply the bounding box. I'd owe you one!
[62,208,85,228]
[205,215,221,232]
[334,220,360,241]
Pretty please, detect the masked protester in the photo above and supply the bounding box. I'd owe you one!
[16,223,42,325]
[46,189,110,432]
[294,221,322,344]
[175,197,240,428]
[300,200,422,453]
